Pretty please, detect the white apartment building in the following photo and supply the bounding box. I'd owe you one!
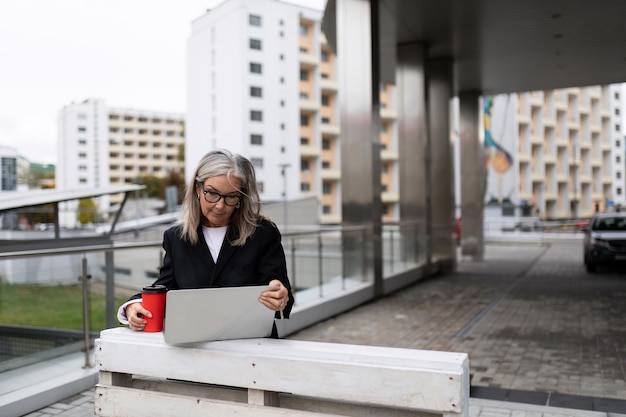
[187,0,325,217]
[483,84,625,222]
[57,99,184,227]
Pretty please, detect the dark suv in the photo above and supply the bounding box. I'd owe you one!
[583,213,626,272]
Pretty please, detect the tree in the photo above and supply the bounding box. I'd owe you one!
[77,198,98,225]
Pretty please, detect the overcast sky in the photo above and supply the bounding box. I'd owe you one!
[0,0,324,165]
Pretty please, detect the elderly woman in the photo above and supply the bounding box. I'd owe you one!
[118,149,294,336]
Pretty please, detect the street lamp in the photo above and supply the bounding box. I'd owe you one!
[278,163,291,231]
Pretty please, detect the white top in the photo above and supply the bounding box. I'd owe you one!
[203,225,227,263]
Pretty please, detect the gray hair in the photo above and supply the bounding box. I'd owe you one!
[178,149,263,246]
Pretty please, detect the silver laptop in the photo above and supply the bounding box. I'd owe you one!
[163,285,276,344]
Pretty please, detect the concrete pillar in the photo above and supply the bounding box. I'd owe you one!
[459,92,484,260]
[427,58,456,271]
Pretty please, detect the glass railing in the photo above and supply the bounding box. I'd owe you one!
[0,221,427,372]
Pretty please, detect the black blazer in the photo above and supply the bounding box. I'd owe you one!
[132,218,294,318]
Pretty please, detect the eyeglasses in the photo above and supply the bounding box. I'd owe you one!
[201,189,242,206]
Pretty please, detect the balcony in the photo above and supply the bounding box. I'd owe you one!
[320,78,339,92]
[299,52,318,68]
[299,99,320,112]
[544,154,557,165]
[544,192,558,201]
[380,149,399,161]
[300,145,321,157]
[380,108,398,121]
[320,123,340,137]
[321,168,341,180]
[381,191,399,203]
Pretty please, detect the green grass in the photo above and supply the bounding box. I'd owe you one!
[0,283,127,332]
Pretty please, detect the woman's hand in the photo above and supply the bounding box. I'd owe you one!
[259,279,289,312]
[126,302,152,331]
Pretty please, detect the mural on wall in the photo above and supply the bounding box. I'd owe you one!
[484,96,514,204]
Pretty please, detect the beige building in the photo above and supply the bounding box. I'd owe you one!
[485,85,624,221]
[57,99,185,221]
[107,108,185,205]
[298,17,399,224]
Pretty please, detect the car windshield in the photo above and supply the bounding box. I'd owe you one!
[592,217,626,231]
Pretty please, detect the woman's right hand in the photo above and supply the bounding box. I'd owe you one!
[126,302,152,331]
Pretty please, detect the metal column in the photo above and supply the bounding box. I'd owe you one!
[427,58,456,271]
[334,0,381,294]
[397,43,428,266]
[459,92,484,260]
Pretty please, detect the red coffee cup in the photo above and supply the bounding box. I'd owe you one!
[142,285,167,332]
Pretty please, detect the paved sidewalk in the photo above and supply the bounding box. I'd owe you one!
[26,240,626,416]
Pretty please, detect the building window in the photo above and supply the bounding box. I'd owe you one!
[299,47,308,53]
[78,139,87,145]
[257,181,264,193]
[618,155,622,163]
[322,139,330,150]
[301,182,310,192]
[617,124,621,131]
[249,38,262,50]
[78,152,87,158]
[280,100,285,107]
[250,86,262,97]
[78,126,86,133]
[300,92,309,99]
[299,70,308,81]
[250,134,263,145]
[280,123,285,130]
[321,50,329,62]
[250,110,263,121]
[279,54,284,60]
[321,95,330,106]
[301,160,310,171]
[617,140,621,148]
[251,157,263,168]
[300,114,309,126]
[323,205,331,214]
[250,62,262,73]
[618,187,623,195]
[323,183,331,194]
[322,161,330,169]
[299,24,307,36]
[300,137,309,145]
[322,117,330,124]
[249,14,261,26]
[617,172,622,180]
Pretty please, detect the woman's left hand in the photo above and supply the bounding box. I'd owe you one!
[259,279,289,311]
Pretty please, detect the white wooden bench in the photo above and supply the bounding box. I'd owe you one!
[95,327,469,417]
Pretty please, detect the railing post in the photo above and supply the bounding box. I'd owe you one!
[105,250,115,329]
[318,234,323,298]
[290,237,296,300]
[389,228,394,273]
[81,255,92,368]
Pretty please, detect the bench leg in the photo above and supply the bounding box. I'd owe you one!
[248,389,279,407]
